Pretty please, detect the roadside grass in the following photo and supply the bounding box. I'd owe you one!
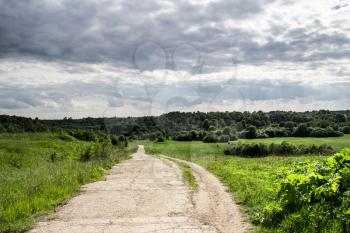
[141,139,350,232]
[181,164,198,193]
[0,133,137,233]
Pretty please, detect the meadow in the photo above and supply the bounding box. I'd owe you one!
[238,135,350,151]
[0,133,136,233]
[141,136,350,233]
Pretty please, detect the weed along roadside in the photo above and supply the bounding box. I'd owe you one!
[0,133,136,233]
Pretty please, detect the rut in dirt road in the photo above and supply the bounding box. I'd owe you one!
[29,145,251,233]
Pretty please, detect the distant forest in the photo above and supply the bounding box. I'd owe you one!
[1,110,350,142]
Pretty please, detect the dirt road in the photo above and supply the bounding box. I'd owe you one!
[29,146,251,233]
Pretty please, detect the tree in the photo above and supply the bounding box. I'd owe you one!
[223,127,232,136]
[335,114,346,123]
[0,123,6,133]
[244,125,257,139]
[202,119,210,130]
[342,126,350,134]
[293,124,310,137]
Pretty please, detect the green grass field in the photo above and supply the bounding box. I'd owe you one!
[141,136,350,232]
[237,135,350,151]
[0,133,136,233]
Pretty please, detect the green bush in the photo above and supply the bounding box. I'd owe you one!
[119,135,128,147]
[80,140,113,161]
[202,133,218,143]
[240,125,257,139]
[224,141,334,157]
[155,135,165,142]
[217,134,230,142]
[173,132,193,141]
[310,127,344,137]
[80,146,94,162]
[260,149,350,232]
[111,135,120,146]
[262,127,290,137]
[68,130,98,142]
[342,126,350,134]
[57,133,76,142]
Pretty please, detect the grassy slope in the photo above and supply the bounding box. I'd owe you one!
[140,137,350,232]
[0,133,137,233]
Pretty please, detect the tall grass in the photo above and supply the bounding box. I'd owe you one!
[0,133,136,233]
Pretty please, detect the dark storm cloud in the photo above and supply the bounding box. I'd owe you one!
[2,0,348,72]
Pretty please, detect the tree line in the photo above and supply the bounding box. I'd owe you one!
[1,110,350,142]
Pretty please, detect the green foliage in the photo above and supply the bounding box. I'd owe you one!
[241,125,258,139]
[57,132,76,142]
[293,123,311,137]
[3,110,350,140]
[310,127,344,137]
[224,141,334,157]
[260,149,350,232]
[261,127,290,138]
[110,135,120,146]
[155,135,165,142]
[342,126,350,134]
[79,140,114,161]
[110,135,129,147]
[173,130,206,141]
[202,133,218,143]
[0,115,48,133]
[68,130,98,142]
[80,146,94,162]
[119,135,128,147]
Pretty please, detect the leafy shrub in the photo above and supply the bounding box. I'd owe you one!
[80,140,113,162]
[97,140,112,159]
[310,127,343,137]
[260,149,350,232]
[224,141,334,157]
[342,126,350,134]
[202,133,218,143]
[57,133,75,142]
[217,134,230,142]
[173,131,206,141]
[208,125,216,131]
[111,135,120,146]
[230,134,238,141]
[119,135,128,147]
[80,146,93,162]
[293,124,311,137]
[262,127,290,137]
[240,125,257,139]
[155,135,165,142]
[173,132,194,141]
[68,130,98,142]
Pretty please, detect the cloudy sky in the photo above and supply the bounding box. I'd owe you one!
[1,0,350,118]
